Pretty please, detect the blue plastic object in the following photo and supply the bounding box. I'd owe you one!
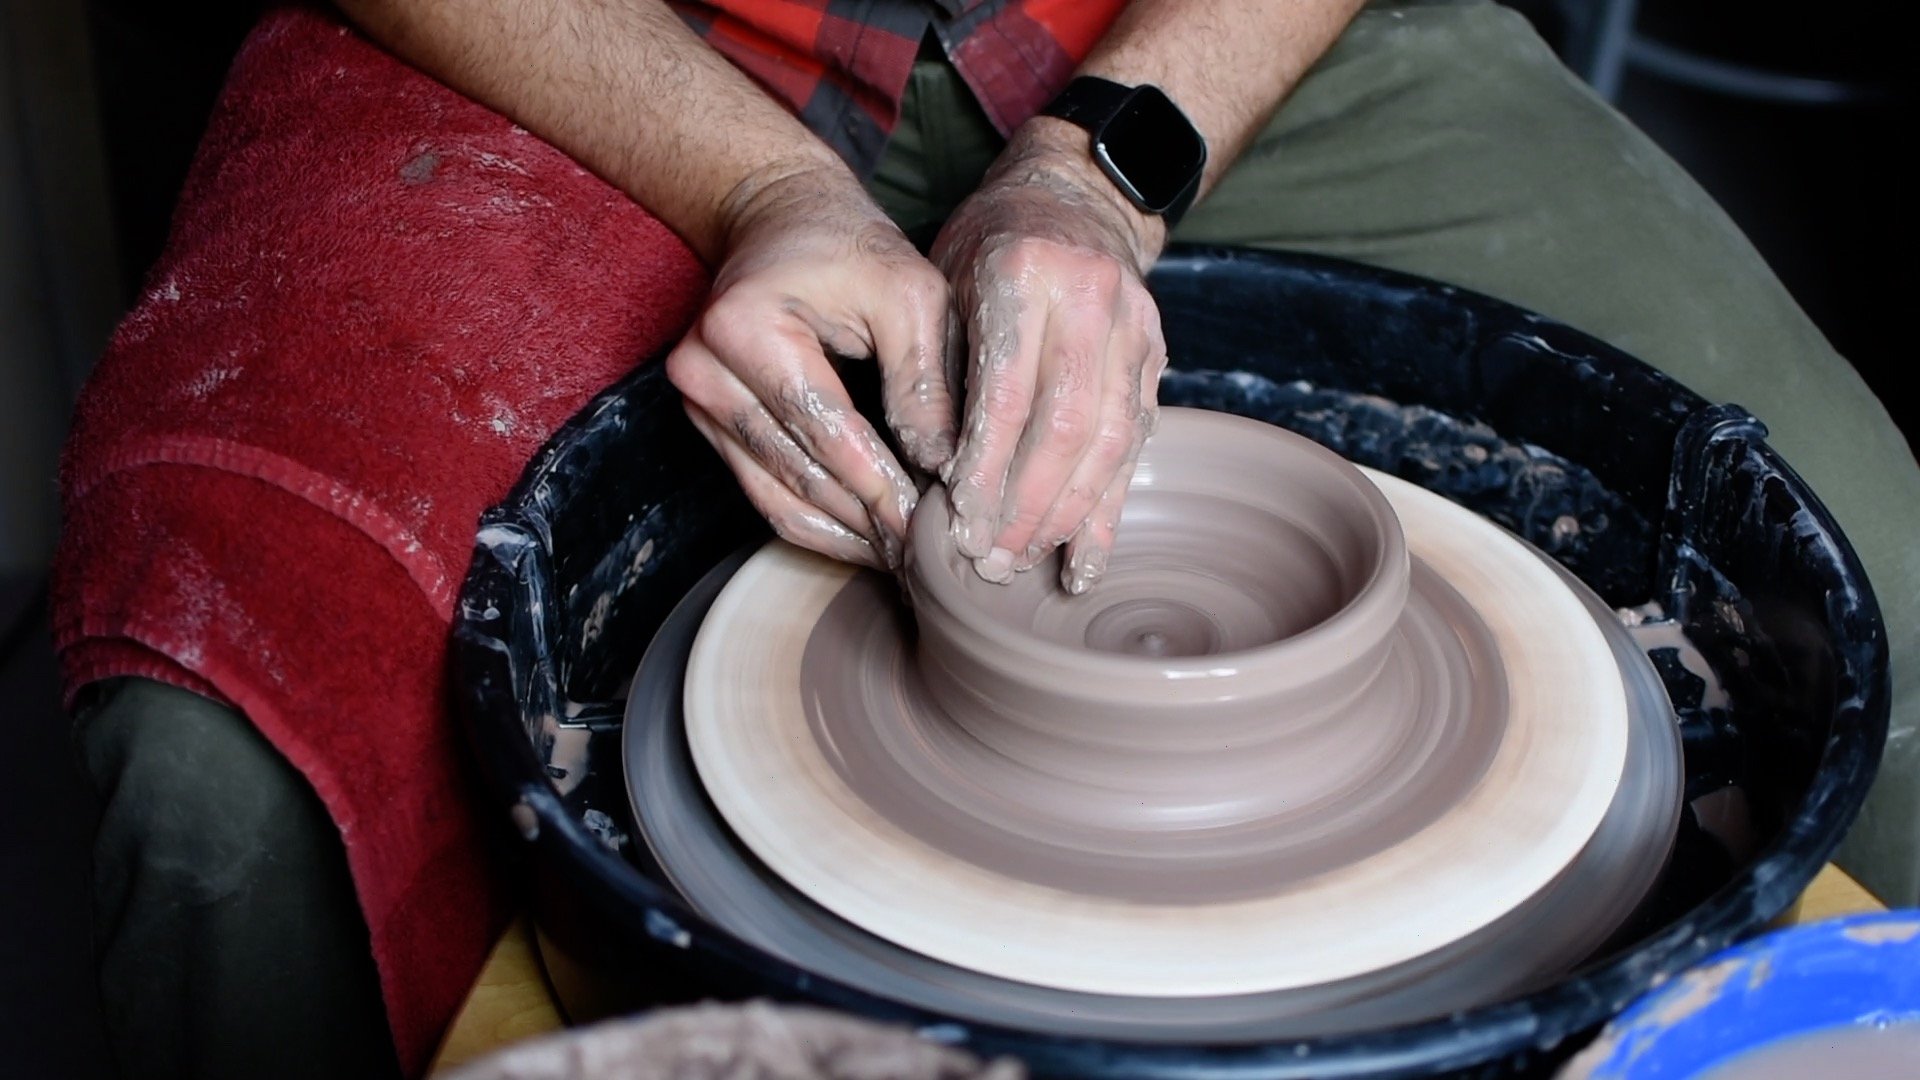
[1566,910,1920,1078]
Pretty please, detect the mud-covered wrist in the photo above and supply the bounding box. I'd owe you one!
[1003,116,1169,271]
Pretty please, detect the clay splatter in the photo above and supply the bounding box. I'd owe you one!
[1842,920,1920,946]
[1645,958,1739,1028]
[399,152,440,185]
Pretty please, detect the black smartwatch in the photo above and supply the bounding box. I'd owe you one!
[1040,76,1208,227]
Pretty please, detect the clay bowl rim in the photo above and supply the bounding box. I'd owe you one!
[906,407,1411,681]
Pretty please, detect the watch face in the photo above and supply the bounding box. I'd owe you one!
[1094,86,1207,214]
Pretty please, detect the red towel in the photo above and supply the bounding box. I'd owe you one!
[51,6,708,1073]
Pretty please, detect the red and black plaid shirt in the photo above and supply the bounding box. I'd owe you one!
[671,0,1128,176]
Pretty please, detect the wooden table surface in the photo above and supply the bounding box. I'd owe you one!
[428,863,1887,1074]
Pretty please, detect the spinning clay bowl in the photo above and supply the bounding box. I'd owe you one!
[900,415,1422,853]
[452,248,1889,1079]
[906,414,1409,755]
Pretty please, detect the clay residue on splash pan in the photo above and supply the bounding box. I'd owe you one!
[1159,371,1651,601]
[795,558,1506,904]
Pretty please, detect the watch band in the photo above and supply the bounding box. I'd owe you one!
[1039,75,1135,130]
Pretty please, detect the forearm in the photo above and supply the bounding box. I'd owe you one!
[335,0,853,262]
[1081,0,1364,191]
[930,1,1366,588]
[1015,0,1366,261]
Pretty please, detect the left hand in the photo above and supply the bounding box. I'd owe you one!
[931,118,1170,594]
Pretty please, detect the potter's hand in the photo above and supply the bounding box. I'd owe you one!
[668,166,957,571]
[932,119,1169,594]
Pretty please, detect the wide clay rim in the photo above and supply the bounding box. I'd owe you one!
[684,467,1629,997]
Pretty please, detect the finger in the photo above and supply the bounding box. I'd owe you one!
[986,299,1110,575]
[684,401,887,571]
[1017,294,1162,572]
[1055,311,1161,592]
[706,310,921,563]
[871,269,958,476]
[1060,456,1139,595]
[945,271,1050,560]
[1016,357,1149,573]
[668,337,882,554]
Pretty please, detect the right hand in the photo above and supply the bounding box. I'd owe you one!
[666,164,958,571]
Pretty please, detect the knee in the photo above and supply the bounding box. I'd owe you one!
[1346,2,1568,82]
[1365,1,1616,138]
[1316,1,1668,222]
[79,679,331,904]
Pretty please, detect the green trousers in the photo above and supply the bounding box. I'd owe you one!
[75,678,399,1080]
[78,2,1919,1075]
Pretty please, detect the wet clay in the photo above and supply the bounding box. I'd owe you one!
[800,532,1505,903]
[682,408,1631,997]
[624,533,1680,1039]
[881,413,1506,901]
[1699,1023,1920,1080]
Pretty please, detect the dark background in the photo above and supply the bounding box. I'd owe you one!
[2,2,1910,1077]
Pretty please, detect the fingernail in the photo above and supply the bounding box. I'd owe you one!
[1014,543,1044,572]
[930,429,958,468]
[877,528,904,571]
[974,547,1015,584]
[1064,547,1107,595]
